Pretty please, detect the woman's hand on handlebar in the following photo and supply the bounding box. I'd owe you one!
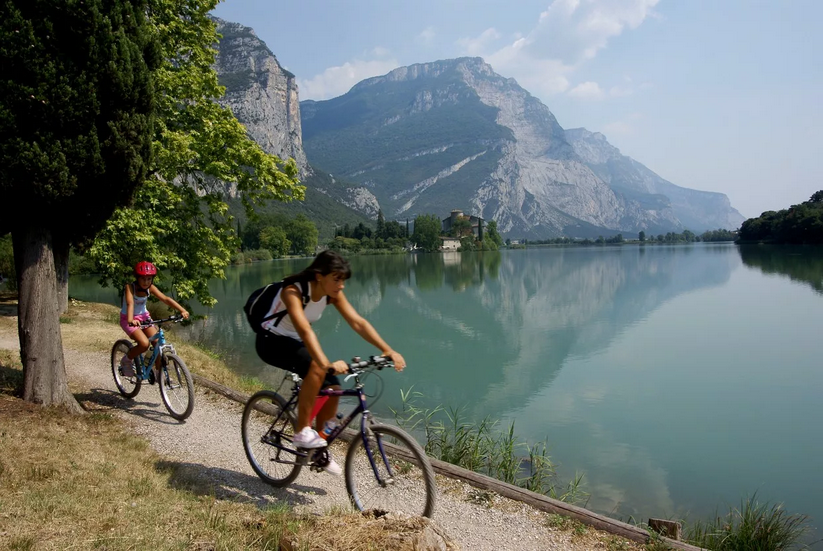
[328,360,349,375]
[180,310,190,320]
[384,350,406,372]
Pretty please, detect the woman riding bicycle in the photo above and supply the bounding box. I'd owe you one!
[254,250,406,474]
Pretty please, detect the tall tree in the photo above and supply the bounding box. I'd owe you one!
[376,209,386,240]
[87,0,301,306]
[286,214,319,256]
[412,214,442,252]
[486,220,504,248]
[0,0,158,410]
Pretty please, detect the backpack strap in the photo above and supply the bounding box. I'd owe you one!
[265,278,312,328]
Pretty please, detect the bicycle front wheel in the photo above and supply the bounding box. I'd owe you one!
[242,390,303,487]
[111,339,141,398]
[159,354,195,421]
[345,423,436,518]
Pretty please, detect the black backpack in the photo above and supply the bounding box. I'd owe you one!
[243,278,311,334]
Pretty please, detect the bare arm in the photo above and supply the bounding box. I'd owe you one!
[332,291,406,371]
[124,284,136,325]
[150,285,189,319]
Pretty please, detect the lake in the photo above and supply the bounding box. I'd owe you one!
[70,243,823,536]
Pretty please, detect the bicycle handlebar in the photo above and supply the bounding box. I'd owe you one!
[138,314,185,328]
[326,355,393,376]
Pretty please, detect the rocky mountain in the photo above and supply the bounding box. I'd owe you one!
[301,57,743,237]
[564,128,744,232]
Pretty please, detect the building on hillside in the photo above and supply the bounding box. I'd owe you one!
[440,237,461,251]
[441,210,484,237]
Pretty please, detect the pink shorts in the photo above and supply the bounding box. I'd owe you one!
[120,312,152,336]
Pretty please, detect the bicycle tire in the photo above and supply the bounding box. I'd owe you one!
[242,390,303,487]
[345,423,436,518]
[159,353,195,420]
[111,339,141,399]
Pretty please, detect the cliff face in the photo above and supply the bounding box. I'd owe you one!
[212,18,307,173]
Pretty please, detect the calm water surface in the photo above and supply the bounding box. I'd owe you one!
[70,244,823,534]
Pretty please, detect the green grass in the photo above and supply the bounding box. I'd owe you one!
[391,387,589,505]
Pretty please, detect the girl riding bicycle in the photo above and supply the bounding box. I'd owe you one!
[255,250,406,474]
[119,261,189,377]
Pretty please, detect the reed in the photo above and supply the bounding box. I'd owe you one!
[391,387,589,505]
[684,493,813,550]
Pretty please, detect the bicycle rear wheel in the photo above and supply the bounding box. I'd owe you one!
[111,339,141,398]
[345,423,436,518]
[242,390,303,487]
[159,353,195,420]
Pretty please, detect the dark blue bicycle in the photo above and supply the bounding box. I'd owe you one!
[241,356,436,518]
[110,315,195,421]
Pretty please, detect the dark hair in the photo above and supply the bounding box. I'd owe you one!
[283,250,351,286]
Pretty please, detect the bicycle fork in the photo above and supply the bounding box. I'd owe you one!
[361,417,395,488]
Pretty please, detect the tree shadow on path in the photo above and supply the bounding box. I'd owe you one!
[155,459,328,510]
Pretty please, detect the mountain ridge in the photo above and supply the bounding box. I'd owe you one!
[211,20,743,238]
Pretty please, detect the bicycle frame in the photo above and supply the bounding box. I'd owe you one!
[270,374,396,485]
[134,322,177,381]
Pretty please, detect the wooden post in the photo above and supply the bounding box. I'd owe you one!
[649,518,682,541]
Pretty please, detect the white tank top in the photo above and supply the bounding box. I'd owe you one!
[262,281,326,341]
[121,283,150,315]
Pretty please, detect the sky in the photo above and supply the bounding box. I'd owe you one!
[212,0,823,219]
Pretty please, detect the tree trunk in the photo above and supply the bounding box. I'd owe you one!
[13,226,84,413]
[53,236,70,314]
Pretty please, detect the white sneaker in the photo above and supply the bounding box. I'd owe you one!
[119,356,134,377]
[324,455,342,476]
[293,427,327,449]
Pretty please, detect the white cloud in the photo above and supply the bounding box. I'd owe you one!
[416,26,436,46]
[568,81,606,100]
[457,0,658,99]
[457,27,501,56]
[297,56,399,100]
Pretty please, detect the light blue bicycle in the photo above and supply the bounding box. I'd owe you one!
[110,315,195,420]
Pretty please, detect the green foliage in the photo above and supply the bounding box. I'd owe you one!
[0,0,157,240]
[701,228,737,242]
[458,235,477,251]
[0,235,14,290]
[486,221,504,248]
[450,217,473,238]
[285,214,318,256]
[412,214,442,252]
[259,226,290,258]
[685,494,811,550]
[738,191,823,244]
[230,249,272,264]
[86,0,302,306]
[639,230,646,242]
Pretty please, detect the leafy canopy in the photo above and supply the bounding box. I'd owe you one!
[88,0,302,305]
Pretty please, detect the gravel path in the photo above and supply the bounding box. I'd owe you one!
[0,325,640,551]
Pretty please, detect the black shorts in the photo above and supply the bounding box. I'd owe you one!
[255,332,340,387]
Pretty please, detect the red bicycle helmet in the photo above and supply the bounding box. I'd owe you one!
[134,261,157,276]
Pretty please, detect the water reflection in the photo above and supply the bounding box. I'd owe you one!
[69,246,741,409]
[738,244,823,294]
